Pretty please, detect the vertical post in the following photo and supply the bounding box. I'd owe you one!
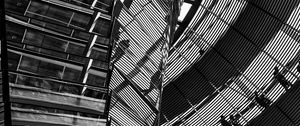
[156,1,182,125]
[105,90,112,124]
[106,0,117,90]
[105,0,116,124]
[0,0,12,125]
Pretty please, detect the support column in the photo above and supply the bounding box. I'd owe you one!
[155,1,182,125]
[79,11,102,94]
[0,0,12,125]
[105,0,117,121]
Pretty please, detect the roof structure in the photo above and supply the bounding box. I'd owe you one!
[2,0,300,126]
[109,0,300,125]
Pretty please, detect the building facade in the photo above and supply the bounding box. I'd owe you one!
[2,0,300,126]
[1,0,114,125]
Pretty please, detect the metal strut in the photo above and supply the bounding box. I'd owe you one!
[155,0,182,125]
[1,0,13,125]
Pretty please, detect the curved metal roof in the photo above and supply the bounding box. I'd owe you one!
[108,0,300,125]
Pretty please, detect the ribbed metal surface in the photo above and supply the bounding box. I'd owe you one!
[247,81,300,126]
[163,0,300,125]
[108,0,300,125]
[109,0,167,125]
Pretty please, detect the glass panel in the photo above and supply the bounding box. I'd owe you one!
[86,74,106,87]
[67,43,85,55]
[38,61,64,78]
[16,75,61,92]
[27,1,73,26]
[72,30,91,41]
[24,29,44,46]
[30,19,72,35]
[71,13,91,29]
[95,2,110,11]
[45,22,73,35]
[90,49,107,61]
[46,6,73,24]
[19,56,64,78]
[27,1,49,20]
[26,34,68,58]
[24,45,39,53]
[42,79,61,92]
[60,84,81,94]
[90,48,108,68]
[79,112,99,118]
[69,55,89,64]
[84,88,104,99]
[8,52,20,71]
[19,56,40,73]
[6,23,25,43]
[16,75,42,88]
[92,60,108,69]
[40,48,68,59]
[95,36,110,45]
[24,30,70,59]
[25,45,40,52]
[66,43,88,63]
[63,67,81,82]
[42,36,68,51]
[5,0,29,14]
[9,73,17,84]
[93,19,110,36]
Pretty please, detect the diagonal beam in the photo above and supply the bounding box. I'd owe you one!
[114,66,158,114]
[155,0,183,125]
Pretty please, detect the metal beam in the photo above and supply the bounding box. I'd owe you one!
[104,0,117,121]
[156,0,183,125]
[1,0,12,125]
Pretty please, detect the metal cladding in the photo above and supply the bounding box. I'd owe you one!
[4,0,298,125]
[109,0,300,125]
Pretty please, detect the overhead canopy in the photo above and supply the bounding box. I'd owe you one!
[108,0,300,125]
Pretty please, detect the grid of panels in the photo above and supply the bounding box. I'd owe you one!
[1,0,113,125]
[163,0,300,125]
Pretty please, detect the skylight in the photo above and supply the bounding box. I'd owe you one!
[178,2,192,22]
